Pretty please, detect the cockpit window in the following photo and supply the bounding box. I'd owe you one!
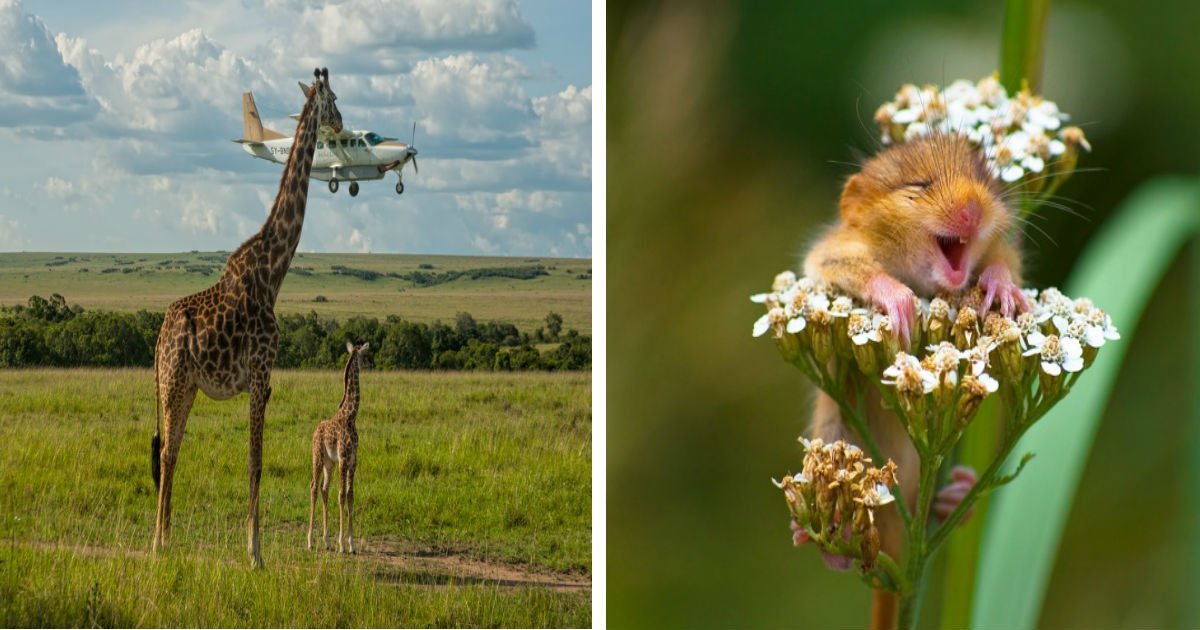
[365,132,384,146]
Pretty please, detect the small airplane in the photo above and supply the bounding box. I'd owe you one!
[234,89,418,196]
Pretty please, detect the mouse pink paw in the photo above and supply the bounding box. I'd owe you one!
[934,465,978,524]
[790,519,855,571]
[789,519,811,546]
[866,274,916,349]
[979,263,1029,317]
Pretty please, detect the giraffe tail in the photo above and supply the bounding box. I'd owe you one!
[151,352,162,492]
[151,432,162,492]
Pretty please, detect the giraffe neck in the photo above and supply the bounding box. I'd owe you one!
[339,357,360,421]
[259,88,322,301]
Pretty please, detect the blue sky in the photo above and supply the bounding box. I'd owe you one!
[0,0,592,256]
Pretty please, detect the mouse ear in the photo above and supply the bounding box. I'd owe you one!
[838,174,869,220]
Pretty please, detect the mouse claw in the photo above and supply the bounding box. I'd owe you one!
[866,274,916,349]
[978,263,1027,318]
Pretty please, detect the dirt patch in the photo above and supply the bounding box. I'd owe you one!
[358,538,591,593]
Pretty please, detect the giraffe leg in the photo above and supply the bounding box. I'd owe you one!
[247,373,270,569]
[337,461,347,553]
[321,464,331,550]
[154,381,196,554]
[308,444,319,550]
[345,456,356,554]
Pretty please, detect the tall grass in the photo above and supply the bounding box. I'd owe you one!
[0,368,591,626]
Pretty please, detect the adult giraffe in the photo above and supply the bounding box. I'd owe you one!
[151,67,342,568]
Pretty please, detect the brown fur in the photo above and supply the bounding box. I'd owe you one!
[151,68,342,568]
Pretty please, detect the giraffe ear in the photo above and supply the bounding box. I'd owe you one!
[298,80,311,97]
[346,340,354,354]
[361,342,369,352]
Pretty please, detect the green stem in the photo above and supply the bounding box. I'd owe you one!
[898,453,942,628]
[1000,0,1050,93]
[927,397,1052,553]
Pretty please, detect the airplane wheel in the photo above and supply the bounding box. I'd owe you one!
[395,181,404,195]
[329,179,339,193]
[349,182,359,197]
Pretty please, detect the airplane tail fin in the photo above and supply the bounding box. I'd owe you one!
[242,92,285,142]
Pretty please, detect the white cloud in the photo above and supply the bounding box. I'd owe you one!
[40,175,74,198]
[410,53,534,144]
[0,213,27,249]
[0,0,97,126]
[292,0,534,58]
[57,28,278,137]
[331,227,373,253]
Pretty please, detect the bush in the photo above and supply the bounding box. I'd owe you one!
[0,296,591,372]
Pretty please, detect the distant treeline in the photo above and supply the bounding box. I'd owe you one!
[0,294,590,371]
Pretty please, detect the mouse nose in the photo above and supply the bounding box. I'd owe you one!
[953,197,982,234]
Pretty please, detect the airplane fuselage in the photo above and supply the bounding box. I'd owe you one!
[241,132,415,182]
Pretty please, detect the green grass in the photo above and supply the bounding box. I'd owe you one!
[0,252,592,334]
[0,368,591,627]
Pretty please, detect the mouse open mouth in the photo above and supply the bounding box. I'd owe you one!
[936,234,968,275]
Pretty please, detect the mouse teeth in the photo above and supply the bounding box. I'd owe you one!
[936,235,968,272]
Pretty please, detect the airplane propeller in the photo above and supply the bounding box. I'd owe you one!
[408,121,419,174]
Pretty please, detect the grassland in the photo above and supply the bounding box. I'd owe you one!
[0,252,592,333]
[0,369,591,627]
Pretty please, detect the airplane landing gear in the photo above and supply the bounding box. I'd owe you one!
[349,182,359,197]
[329,179,339,194]
[395,180,404,195]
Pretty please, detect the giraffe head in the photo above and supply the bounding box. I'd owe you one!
[307,67,343,134]
[345,341,370,369]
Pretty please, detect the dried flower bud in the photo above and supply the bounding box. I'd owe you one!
[953,306,979,348]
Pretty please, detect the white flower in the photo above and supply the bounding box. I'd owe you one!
[1027,99,1064,131]
[876,76,1079,187]
[753,307,789,338]
[1015,312,1045,350]
[750,292,771,304]
[1022,334,1084,375]
[976,372,999,393]
[773,271,798,293]
[882,352,937,394]
[1081,308,1120,348]
[904,122,929,141]
[753,312,771,337]
[960,337,997,376]
[848,311,883,345]
[1000,165,1024,182]
[862,483,895,507]
[829,296,854,318]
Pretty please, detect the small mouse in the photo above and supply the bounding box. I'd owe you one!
[796,132,1029,625]
[804,132,1028,348]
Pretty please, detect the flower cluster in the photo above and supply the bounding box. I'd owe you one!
[774,438,898,571]
[753,272,1117,446]
[873,75,1090,197]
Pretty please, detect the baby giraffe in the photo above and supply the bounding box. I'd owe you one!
[308,341,368,553]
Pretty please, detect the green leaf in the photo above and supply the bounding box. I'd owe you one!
[1000,0,1050,93]
[971,177,1200,630]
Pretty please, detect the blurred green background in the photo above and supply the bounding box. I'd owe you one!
[607,1,1199,627]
